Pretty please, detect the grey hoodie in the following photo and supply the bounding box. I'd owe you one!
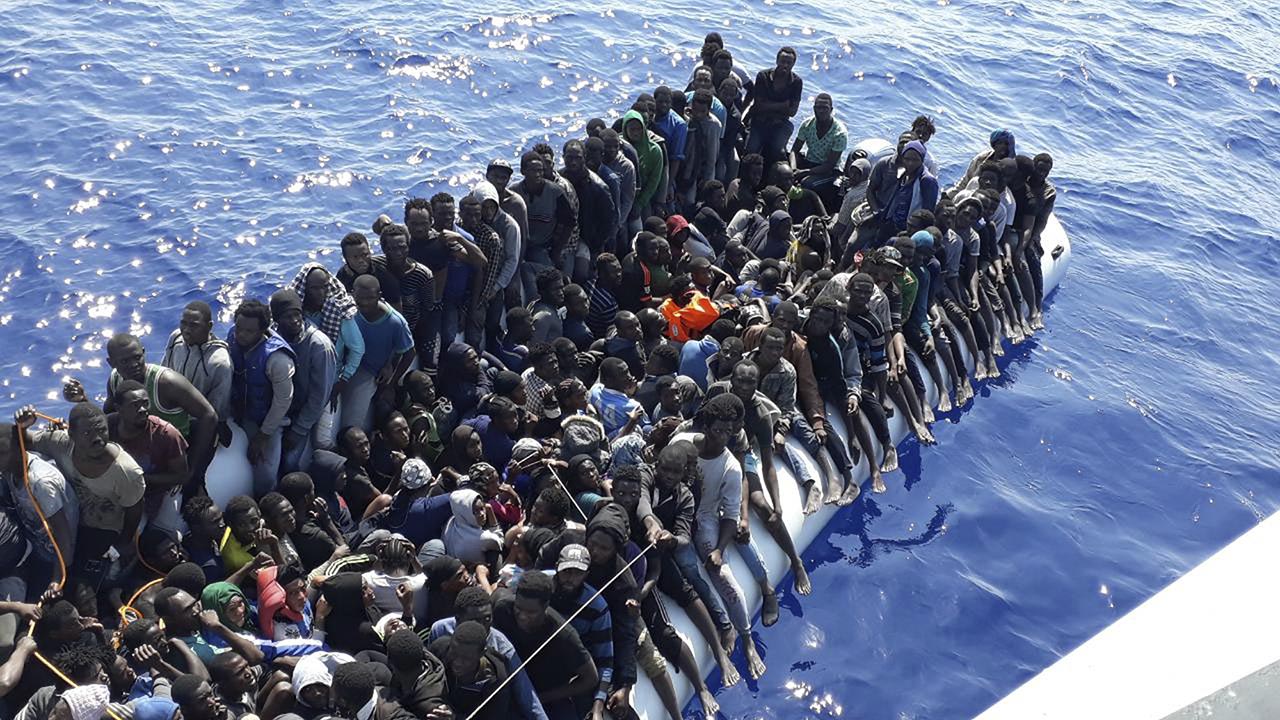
[162,328,232,420]
[470,181,522,293]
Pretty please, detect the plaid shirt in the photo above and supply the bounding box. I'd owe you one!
[466,221,505,303]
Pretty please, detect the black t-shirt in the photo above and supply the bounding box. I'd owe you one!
[491,594,592,695]
[751,68,803,125]
[336,255,403,305]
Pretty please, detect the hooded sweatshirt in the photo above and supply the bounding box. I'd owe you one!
[310,449,355,532]
[582,502,639,686]
[622,110,664,213]
[469,182,522,294]
[442,489,504,564]
[162,329,233,421]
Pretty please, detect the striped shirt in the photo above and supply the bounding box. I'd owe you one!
[551,581,614,702]
[587,282,619,338]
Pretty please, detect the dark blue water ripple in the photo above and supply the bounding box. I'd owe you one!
[3,0,1280,717]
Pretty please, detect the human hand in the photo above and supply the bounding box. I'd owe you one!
[606,686,633,715]
[16,635,36,653]
[198,610,221,630]
[62,378,88,403]
[217,422,233,448]
[376,364,395,386]
[132,643,162,669]
[427,706,454,720]
[736,518,751,544]
[12,602,42,623]
[251,552,275,570]
[253,528,279,547]
[329,379,348,411]
[248,432,270,464]
[283,431,303,452]
[847,392,860,415]
[706,548,723,571]
[310,497,329,522]
[814,424,827,445]
[14,405,40,430]
[396,582,415,611]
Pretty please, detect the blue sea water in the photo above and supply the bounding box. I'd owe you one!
[3,0,1279,717]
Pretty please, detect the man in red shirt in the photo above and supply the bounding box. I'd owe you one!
[108,380,189,533]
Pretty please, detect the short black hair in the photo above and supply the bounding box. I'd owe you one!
[697,390,746,426]
[488,395,518,419]
[453,620,488,649]
[520,151,543,173]
[455,586,492,617]
[172,674,206,708]
[181,494,218,526]
[404,197,432,222]
[68,401,105,431]
[777,46,798,60]
[162,562,209,597]
[612,464,643,487]
[207,651,245,685]
[120,619,157,650]
[386,627,426,671]
[535,268,562,293]
[341,232,369,250]
[912,114,936,137]
[234,299,272,332]
[527,341,555,368]
[532,142,554,158]
[259,491,291,518]
[184,300,213,323]
[515,568,553,603]
[334,662,376,706]
[536,486,571,521]
[224,495,260,526]
[429,192,455,207]
[650,344,679,374]
[278,471,314,507]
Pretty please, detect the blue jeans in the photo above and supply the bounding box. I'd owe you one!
[439,298,465,354]
[339,368,378,433]
[675,541,732,632]
[790,414,854,476]
[746,119,794,166]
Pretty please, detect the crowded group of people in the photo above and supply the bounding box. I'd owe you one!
[0,30,1057,720]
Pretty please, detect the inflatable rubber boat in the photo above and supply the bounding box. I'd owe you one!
[200,139,1073,719]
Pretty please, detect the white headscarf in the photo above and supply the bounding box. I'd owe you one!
[293,651,355,705]
[442,489,503,564]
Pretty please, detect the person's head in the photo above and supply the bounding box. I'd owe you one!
[379,222,412,271]
[760,184,788,214]
[105,333,148,382]
[113,378,150,433]
[561,283,589,321]
[173,674,225,720]
[340,426,372,464]
[775,46,798,76]
[847,272,876,315]
[700,32,724,64]
[452,586,494,632]
[181,494,224,542]
[53,642,110,687]
[208,650,255,698]
[813,92,833,122]
[599,357,634,393]
[645,343,680,377]
[689,89,714,121]
[447,620,489,681]
[270,288,305,343]
[517,150,542,193]
[385,627,427,684]
[487,396,521,435]
[978,188,1001,219]
[527,341,559,382]
[740,153,766,188]
[587,252,619,290]
[717,73,741,106]
[154,588,202,636]
[614,310,641,342]
[533,142,557,179]
[612,463,644,514]
[653,440,691,491]
[554,543,592,596]
[715,335,745,372]
[68,402,110,459]
[637,307,667,340]
[697,391,745,455]
[757,326,788,368]
[38,599,86,645]
[232,299,271,351]
[224,494,263,544]
[425,555,473,595]
[530,486,572,527]
[912,115,936,143]
[989,129,1015,160]
[712,48,734,79]
[729,359,760,403]
[567,454,601,494]
[403,196,433,242]
[907,208,936,235]
[600,128,622,163]
[333,662,377,718]
[352,274,382,317]
[179,300,215,347]
[259,492,297,536]
[375,412,409,453]
[771,300,800,334]
[536,268,565,306]
[501,306,534,344]
[121,618,164,655]
[562,138,586,179]
[758,265,783,293]
[298,267,331,315]
[486,158,514,191]
[805,296,840,337]
[583,136,606,172]
[341,232,374,273]
[977,161,1003,192]
[899,142,925,176]
[512,570,553,633]
[1033,152,1054,181]
[429,192,457,231]
[692,67,715,93]
[140,526,186,572]
[458,194,485,234]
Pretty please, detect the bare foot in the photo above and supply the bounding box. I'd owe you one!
[761,591,780,627]
[975,364,989,381]
[872,474,888,493]
[922,404,936,424]
[825,474,844,505]
[1030,312,1044,330]
[959,382,974,404]
[793,562,812,595]
[987,360,1001,379]
[699,688,721,716]
[915,424,937,445]
[745,638,767,679]
[938,393,953,413]
[720,626,738,655]
[880,446,899,473]
[803,482,823,515]
[1010,327,1025,344]
[837,483,861,506]
[1021,321,1034,338]
[993,342,1006,358]
[720,655,741,688]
